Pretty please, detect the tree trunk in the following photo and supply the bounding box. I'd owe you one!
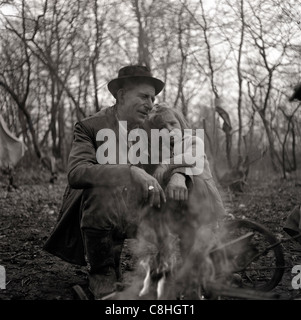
[133,0,151,68]
[58,102,66,169]
[19,103,41,159]
[260,114,281,172]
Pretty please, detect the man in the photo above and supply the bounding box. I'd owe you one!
[43,65,188,299]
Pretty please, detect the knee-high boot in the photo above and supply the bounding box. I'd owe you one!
[82,228,117,299]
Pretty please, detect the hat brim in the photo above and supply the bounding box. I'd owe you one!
[108,76,165,98]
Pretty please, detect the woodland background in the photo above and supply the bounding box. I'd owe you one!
[0,0,301,181]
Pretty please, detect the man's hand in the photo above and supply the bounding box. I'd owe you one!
[130,166,166,208]
[165,173,188,201]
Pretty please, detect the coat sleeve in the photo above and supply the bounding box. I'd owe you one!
[162,135,204,185]
[67,121,132,189]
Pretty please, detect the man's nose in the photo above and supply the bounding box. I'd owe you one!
[146,98,154,110]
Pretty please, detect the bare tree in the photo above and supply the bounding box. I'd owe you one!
[0,1,42,159]
[243,0,292,171]
[132,0,151,68]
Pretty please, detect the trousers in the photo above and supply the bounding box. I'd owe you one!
[80,185,146,274]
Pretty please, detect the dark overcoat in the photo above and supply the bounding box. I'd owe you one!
[43,106,134,266]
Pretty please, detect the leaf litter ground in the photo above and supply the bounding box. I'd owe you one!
[0,169,301,300]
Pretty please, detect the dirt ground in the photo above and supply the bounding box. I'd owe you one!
[1,166,301,301]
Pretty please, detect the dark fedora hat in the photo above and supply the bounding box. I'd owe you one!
[108,65,165,98]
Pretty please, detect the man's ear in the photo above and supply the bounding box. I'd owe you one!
[117,89,125,104]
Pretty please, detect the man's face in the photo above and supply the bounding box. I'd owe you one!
[119,82,156,128]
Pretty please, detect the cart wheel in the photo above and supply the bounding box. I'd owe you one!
[217,219,285,292]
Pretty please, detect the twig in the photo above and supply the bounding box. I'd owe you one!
[205,282,284,300]
[0,224,11,231]
[9,252,23,260]
[72,285,89,300]
[210,232,254,253]
[100,292,117,300]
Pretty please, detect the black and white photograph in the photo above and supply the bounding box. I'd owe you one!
[0,0,301,305]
